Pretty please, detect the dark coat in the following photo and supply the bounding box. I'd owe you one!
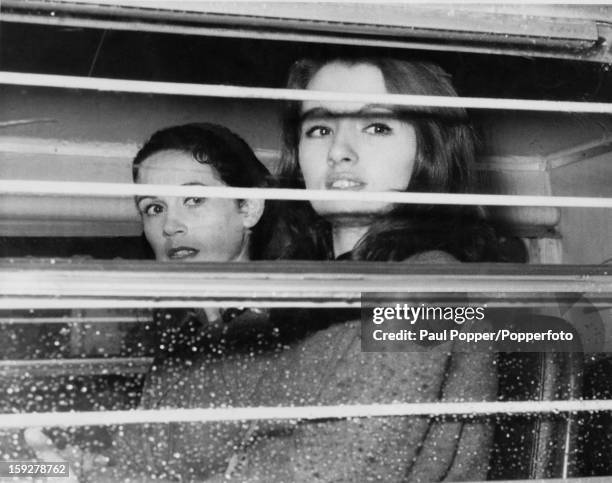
[110,251,496,482]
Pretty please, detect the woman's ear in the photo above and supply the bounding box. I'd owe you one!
[239,199,265,229]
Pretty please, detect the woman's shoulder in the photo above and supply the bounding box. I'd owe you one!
[404,250,459,264]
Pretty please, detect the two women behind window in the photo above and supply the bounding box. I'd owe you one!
[25,56,505,483]
[116,57,500,482]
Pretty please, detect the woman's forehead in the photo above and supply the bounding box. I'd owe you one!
[137,150,222,185]
[302,63,388,115]
[307,62,386,92]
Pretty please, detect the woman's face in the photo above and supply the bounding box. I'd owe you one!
[297,62,417,221]
[135,150,250,262]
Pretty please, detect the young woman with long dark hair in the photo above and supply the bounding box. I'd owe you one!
[252,57,501,482]
[279,57,501,263]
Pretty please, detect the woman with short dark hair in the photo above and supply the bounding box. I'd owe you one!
[133,122,277,263]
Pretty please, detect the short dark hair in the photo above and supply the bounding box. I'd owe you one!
[133,123,278,260]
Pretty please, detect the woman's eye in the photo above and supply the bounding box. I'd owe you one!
[364,123,392,135]
[142,203,164,216]
[184,197,206,207]
[304,125,332,138]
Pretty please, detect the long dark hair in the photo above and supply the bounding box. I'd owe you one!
[278,57,502,262]
[133,122,278,260]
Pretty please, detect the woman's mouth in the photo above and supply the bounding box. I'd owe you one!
[326,177,366,190]
[167,246,200,260]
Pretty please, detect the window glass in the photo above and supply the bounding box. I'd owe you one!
[1,4,611,481]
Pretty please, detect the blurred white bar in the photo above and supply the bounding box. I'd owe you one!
[1,180,611,208]
[1,399,611,429]
[2,71,612,113]
[1,260,611,309]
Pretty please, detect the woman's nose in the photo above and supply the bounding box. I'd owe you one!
[162,212,187,237]
[327,125,357,166]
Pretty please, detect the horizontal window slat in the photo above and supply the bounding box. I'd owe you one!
[2,399,611,430]
[1,180,611,208]
[1,260,611,309]
[2,71,612,113]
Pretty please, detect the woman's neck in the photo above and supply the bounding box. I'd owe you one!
[233,230,251,262]
[234,247,250,262]
[332,223,369,258]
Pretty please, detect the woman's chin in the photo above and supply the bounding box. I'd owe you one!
[313,200,393,223]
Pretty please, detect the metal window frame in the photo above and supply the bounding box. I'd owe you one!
[2,1,612,62]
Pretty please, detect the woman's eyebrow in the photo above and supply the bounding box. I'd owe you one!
[300,104,397,122]
[135,195,153,205]
[300,107,333,123]
[135,183,209,204]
